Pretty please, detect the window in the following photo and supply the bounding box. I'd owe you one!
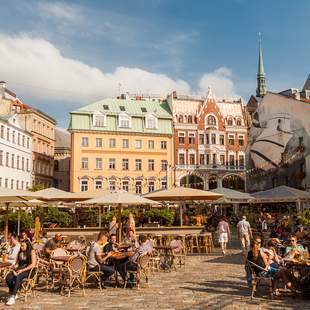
[82,137,89,147]
[141,107,147,113]
[5,178,8,188]
[211,134,216,144]
[148,159,155,171]
[229,155,235,166]
[16,156,20,169]
[95,179,102,189]
[148,140,155,149]
[135,159,142,171]
[119,113,131,128]
[145,115,158,129]
[6,128,10,141]
[109,138,116,148]
[178,132,185,144]
[229,135,234,146]
[179,153,185,165]
[122,180,129,192]
[103,104,109,111]
[123,139,129,148]
[0,125,4,139]
[96,138,102,147]
[220,135,225,145]
[206,154,210,165]
[109,158,116,170]
[80,179,88,192]
[189,154,195,165]
[188,115,193,123]
[93,113,106,127]
[239,155,245,168]
[161,141,167,150]
[0,150,2,165]
[22,135,25,147]
[189,133,195,144]
[199,154,205,165]
[109,179,116,191]
[5,152,9,167]
[27,137,30,149]
[17,133,20,145]
[238,135,244,146]
[16,180,19,189]
[227,118,233,126]
[161,179,167,189]
[21,181,24,190]
[199,134,204,145]
[135,180,142,194]
[81,157,88,169]
[161,160,168,171]
[220,155,225,165]
[207,115,217,126]
[96,158,102,169]
[11,179,14,189]
[206,134,209,144]
[122,159,129,170]
[148,180,155,192]
[11,154,14,168]
[178,115,184,123]
[135,140,142,149]
[12,131,15,143]
[236,118,242,126]
[119,106,126,112]
[212,154,216,165]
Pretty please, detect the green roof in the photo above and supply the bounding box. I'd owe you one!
[68,98,173,135]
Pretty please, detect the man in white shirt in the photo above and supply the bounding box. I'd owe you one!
[5,234,20,265]
[237,216,252,255]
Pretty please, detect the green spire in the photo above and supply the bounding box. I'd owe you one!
[256,32,266,97]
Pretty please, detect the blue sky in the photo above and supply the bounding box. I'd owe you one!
[0,0,310,127]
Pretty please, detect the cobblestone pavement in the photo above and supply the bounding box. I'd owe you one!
[0,248,309,310]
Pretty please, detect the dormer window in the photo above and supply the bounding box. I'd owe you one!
[207,115,217,126]
[145,114,158,129]
[236,118,242,126]
[92,112,106,127]
[227,117,233,126]
[119,113,131,128]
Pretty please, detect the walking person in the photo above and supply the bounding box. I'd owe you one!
[217,217,230,255]
[237,215,252,255]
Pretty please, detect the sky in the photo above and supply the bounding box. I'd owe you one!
[0,0,310,127]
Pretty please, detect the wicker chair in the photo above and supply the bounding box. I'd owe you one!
[246,260,274,300]
[149,249,161,273]
[65,254,87,297]
[19,264,39,302]
[124,253,150,289]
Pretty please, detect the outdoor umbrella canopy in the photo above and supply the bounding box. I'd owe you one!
[144,187,222,202]
[70,189,111,201]
[34,187,77,202]
[209,188,254,204]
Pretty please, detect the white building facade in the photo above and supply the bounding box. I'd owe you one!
[0,114,32,189]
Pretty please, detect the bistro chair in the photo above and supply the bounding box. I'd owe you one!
[246,260,274,300]
[149,249,161,273]
[19,264,39,302]
[124,253,150,289]
[85,264,102,290]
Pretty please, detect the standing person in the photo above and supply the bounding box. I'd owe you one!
[5,240,37,306]
[217,217,230,255]
[109,216,119,236]
[237,216,252,255]
[126,213,136,237]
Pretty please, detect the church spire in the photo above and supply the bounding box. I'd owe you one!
[256,32,266,98]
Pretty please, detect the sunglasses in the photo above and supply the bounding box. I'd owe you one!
[290,239,296,242]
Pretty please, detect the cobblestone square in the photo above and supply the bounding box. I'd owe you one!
[1,248,309,310]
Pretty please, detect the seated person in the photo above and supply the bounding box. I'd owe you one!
[87,231,114,287]
[35,230,48,245]
[110,234,119,252]
[117,234,149,285]
[263,240,282,268]
[5,234,21,265]
[247,236,296,294]
[123,230,139,250]
[170,236,183,254]
[285,234,306,259]
[19,230,32,247]
[43,233,63,257]
[5,240,37,306]
[146,234,154,254]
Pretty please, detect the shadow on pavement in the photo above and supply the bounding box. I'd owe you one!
[203,252,244,265]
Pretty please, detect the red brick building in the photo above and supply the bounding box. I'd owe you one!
[168,88,249,190]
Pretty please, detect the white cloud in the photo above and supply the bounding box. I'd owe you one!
[0,34,237,105]
[37,2,83,23]
[198,67,237,98]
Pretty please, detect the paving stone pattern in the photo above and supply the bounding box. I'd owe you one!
[0,248,309,310]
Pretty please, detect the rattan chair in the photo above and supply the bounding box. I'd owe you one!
[246,260,274,300]
[19,264,39,302]
[124,253,150,289]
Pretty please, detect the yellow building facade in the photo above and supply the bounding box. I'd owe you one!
[69,97,174,193]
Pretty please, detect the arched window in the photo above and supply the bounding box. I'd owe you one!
[178,115,184,123]
[207,115,217,126]
[236,118,242,126]
[188,115,193,123]
[227,118,233,126]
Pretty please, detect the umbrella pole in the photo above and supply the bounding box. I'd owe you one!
[17,208,21,236]
[117,204,122,243]
[180,204,183,226]
[5,203,9,241]
[98,206,102,228]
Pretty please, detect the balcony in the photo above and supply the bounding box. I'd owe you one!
[176,164,245,171]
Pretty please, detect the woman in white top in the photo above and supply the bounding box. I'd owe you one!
[217,217,230,255]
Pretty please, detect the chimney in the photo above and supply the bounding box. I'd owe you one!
[0,81,6,99]
[172,91,177,99]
